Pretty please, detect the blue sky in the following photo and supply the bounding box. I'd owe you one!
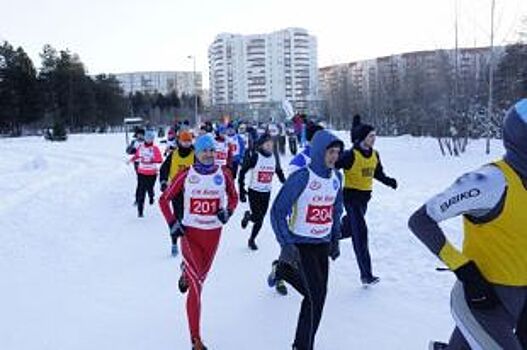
[0,0,525,87]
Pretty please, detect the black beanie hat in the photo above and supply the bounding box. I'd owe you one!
[306,122,324,142]
[355,124,375,144]
[352,114,362,128]
[257,132,273,146]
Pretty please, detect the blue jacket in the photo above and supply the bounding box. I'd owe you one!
[232,134,246,163]
[271,130,344,246]
[289,145,311,171]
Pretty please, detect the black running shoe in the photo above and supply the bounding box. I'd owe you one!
[178,273,189,294]
[248,239,258,251]
[192,338,208,350]
[276,279,288,296]
[361,276,380,286]
[429,341,448,350]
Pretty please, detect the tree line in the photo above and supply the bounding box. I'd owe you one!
[129,90,202,127]
[323,20,527,154]
[0,41,202,136]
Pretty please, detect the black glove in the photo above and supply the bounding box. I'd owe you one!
[386,177,398,190]
[217,208,231,225]
[454,261,499,310]
[239,188,247,203]
[160,182,168,192]
[279,244,301,269]
[329,239,340,261]
[169,220,186,238]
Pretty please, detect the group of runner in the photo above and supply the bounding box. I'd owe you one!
[125,99,527,350]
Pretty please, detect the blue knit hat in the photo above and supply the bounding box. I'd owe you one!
[145,130,156,142]
[194,134,215,155]
[217,124,227,135]
[503,99,527,178]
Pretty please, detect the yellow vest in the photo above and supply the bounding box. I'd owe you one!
[344,149,378,191]
[463,160,527,286]
[169,149,194,181]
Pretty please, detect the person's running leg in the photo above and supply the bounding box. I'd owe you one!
[249,190,271,243]
[444,328,471,349]
[169,193,185,255]
[134,169,140,204]
[293,244,329,350]
[348,202,372,281]
[147,174,156,204]
[306,244,330,349]
[136,174,148,216]
[447,282,525,350]
[180,227,221,343]
[231,161,239,180]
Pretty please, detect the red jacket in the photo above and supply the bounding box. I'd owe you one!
[159,165,238,226]
[130,143,163,176]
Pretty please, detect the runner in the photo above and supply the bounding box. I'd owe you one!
[409,99,527,350]
[159,130,195,256]
[213,125,233,171]
[336,120,397,286]
[267,129,344,350]
[159,134,238,350]
[225,123,245,179]
[126,127,145,205]
[129,130,162,217]
[163,128,178,156]
[238,133,286,250]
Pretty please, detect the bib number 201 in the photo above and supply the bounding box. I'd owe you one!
[190,198,220,216]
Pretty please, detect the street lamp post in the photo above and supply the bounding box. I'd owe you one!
[486,0,496,155]
[187,55,199,126]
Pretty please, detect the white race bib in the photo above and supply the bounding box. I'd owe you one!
[183,166,226,230]
[289,169,340,239]
[249,153,276,192]
[214,140,229,166]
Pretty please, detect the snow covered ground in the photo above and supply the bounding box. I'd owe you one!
[0,132,505,350]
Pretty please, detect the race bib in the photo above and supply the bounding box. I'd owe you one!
[306,205,333,225]
[257,171,273,184]
[361,167,375,177]
[190,198,220,216]
[216,151,228,160]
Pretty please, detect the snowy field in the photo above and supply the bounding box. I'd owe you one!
[0,132,505,350]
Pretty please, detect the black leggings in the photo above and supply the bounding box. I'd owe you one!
[344,200,372,280]
[248,189,271,241]
[230,161,240,180]
[136,173,157,212]
[170,193,184,245]
[277,243,330,350]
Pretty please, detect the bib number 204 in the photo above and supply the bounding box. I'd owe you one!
[306,205,333,225]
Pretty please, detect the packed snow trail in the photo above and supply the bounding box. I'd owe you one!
[0,133,504,349]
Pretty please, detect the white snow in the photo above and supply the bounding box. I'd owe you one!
[0,132,505,350]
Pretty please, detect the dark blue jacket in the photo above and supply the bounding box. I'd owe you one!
[289,145,311,170]
[231,134,246,163]
[271,130,344,246]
